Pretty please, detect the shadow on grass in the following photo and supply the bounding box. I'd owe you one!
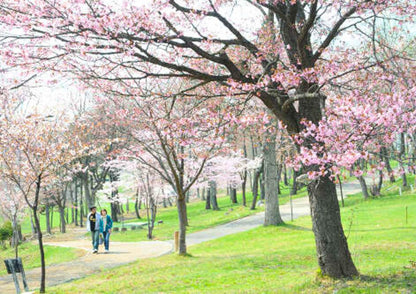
[281,223,312,232]
[350,226,416,232]
[318,269,416,293]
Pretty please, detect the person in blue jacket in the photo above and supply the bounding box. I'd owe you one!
[99,209,113,253]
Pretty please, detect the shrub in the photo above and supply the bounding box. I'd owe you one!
[0,221,13,248]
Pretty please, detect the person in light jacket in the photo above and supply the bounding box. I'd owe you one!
[99,209,113,253]
[87,206,101,254]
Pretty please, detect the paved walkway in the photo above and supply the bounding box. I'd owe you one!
[0,237,172,293]
[186,180,362,245]
[0,180,362,293]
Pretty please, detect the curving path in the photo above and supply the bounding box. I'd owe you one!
[0,237,172,293]
[0,180,362,293]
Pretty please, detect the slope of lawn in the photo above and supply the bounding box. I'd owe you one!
[110,183,307,242]
[50,181,416,293]
[0,243,83,276]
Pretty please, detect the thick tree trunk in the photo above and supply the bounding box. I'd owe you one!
[134,197,141,219]
[205,188,211,210]
[230,188,237,204]
[263,138,283,226]
[209,181,219,210]
[111,202,119,222]
[177,197,187,255]
[308,175,358,278]
[357,176,369,199]
[83,175,93,208]
[381,147,395,182]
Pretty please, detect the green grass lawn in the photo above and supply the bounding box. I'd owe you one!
[49,181,416,293]
[0,243,83,276]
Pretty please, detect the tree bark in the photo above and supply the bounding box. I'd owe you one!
[111,202,119,223]
[283,164,288,186]
[79,187,84,227]
[177,197,187,255]
[50,206,54,230]
[263,138,283,226]
[230,188,237,204]
[82,174,93,208]
[74,180,78,226]
[45,204,51,234]
[308,175,358,278]
[400,133,408,187]
[209,181,219,210]
[277,164,282,195]
[59,206,66,233]
[242,171,247,206]
[33,178,46,293]
[250,160,263,210]
[205,188,211,210]
[381,147,395,182]
[30,210,37,236]
[134,197,141,219]
[357,176,369,199]
[260,172,265,200]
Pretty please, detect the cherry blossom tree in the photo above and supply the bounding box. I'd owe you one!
[90,91,234,254]
[1,0,416,278]
[0,99,81,292]
[0,179,27,256]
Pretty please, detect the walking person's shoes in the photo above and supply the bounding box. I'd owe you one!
[105,249,109,253]
[93,249,98,254]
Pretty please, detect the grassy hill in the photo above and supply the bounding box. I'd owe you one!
[49,180,416,293]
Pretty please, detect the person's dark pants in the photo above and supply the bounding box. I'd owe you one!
[91,230,99,250]
[103,231,111,250]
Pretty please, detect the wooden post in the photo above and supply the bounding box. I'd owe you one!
[399,187,402,196]
[174,231,179,252]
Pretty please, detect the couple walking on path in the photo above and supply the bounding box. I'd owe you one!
[87,206,113,254]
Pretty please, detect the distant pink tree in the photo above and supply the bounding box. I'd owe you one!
[0,180,27,255]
